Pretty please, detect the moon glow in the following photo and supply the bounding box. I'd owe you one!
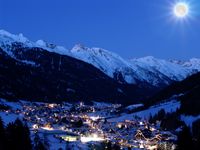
[174,2,189,18]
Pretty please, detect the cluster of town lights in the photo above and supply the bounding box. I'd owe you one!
[80,133,105,143]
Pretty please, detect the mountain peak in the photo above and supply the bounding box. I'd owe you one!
[0,29,29,44]
[189,58,200,62]
[71,43,88,52]
[36,40,57,49]
[181,58,200,71]
[142,56,155,60]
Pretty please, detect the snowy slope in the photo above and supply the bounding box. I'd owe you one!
[181,115,200,127]
[0,30,33,46]
[70,44,198,86]
[109,100,180,122]
[129,56,193,85]
[0,112,20,125]
[70,44,138,84]
[176,58,200,72]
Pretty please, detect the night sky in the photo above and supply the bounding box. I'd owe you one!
[0,0,200,59]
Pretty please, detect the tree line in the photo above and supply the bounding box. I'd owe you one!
[149,109,200,150]
[0,117,48,150]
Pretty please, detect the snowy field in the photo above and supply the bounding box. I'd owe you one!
[181,115,200,127]
[0,112,21,125]
[109,100,180,122]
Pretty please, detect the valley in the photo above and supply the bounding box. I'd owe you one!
[0,30,200,150]
[0,99,178,150]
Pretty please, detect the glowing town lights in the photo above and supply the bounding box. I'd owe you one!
[90,116,100,121]
[79,102,84,107]
[117,123,122,128]
[93,133,98,138]
[48,104,56,108]
[147,145,158,150]
[150,127,156,132]
[80,134,105,143]
[41,126,54,131]
[2,98,178,149]
[60,135,79,142]
[139,143,145,149]
[32,124,39,129]
[139,121,144,126]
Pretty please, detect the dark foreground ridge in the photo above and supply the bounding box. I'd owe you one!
[0,42,156,104]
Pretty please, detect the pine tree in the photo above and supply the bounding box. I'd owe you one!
[0,117,6,150]
[157,109,166,120]
[43,134,50,150]
[6,119,32,150]
[34,133,47,150]
[35,142,47,150]
[23,122,32,150]
[192,119,200,150]
[6,122,17,150]
[105,141,112,150]
[149,114,154,123]
[112,143,120,150]
[65,141,71,150]
[176,126,193,150]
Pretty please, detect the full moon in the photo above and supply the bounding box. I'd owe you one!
[174,2,189,18]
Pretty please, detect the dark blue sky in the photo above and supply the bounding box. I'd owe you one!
[0,0,200,59]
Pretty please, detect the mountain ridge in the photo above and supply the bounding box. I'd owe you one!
[0,29,200,88]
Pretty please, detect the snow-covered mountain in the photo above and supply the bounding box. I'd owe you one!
[129,56,194,86]
[0,30,70,57]
[1,29,200,88]
[70,44,199,86]
[70,44,139,84]
[170,58,200,72]
[0,29,157,104]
